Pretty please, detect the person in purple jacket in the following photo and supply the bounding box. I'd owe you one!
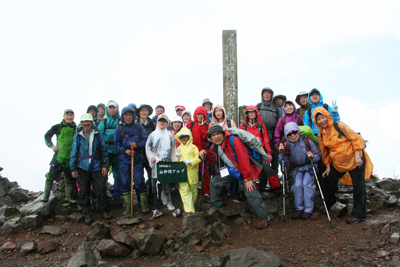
[274,100,303,150]
[279,122,321,220]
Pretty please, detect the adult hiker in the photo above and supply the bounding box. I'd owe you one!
[175,105,186,117]
[295,91,311,118]
[202,98,213,123]
[256,87,283,174]
[175,127,201,216]
[97,103,106,124]
[274,100,303,150]
[187,106,210,196]
[114,106,149,215]
[152,105,165,121]
[279,122,321,220]
[98,100,122,206]
[303,88,340,136]
[128,103,137,112]
[170,116,183,147]
[199,125,270,229]
[210,104,236,129]
[87,105,98,125]
[273,94,287,115]
[145,114,180,218]
[313,107,373,224]
[239,105,280,191]
[42,109,77,203]
[181,110,193,128]
[70,113,111,224]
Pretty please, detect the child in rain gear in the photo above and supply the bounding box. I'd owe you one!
[42,109,77,203]
[145,114,180,218]
[175,127,201,216]
[279,122,321,220]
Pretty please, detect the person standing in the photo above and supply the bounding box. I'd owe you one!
[210,104,236,129]
[202,98,213,123]
[295,91,311,118]
[42,109,77,203]
[70,113,111,224]
[152,105,165,121]
[97,103,106,124]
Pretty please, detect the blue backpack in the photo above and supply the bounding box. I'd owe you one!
[229,135,261,162]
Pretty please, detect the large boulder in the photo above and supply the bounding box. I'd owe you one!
[223,248,282,267]
[96,239,132,257]
[20,215,43,230]
[8,187,30,202]
[19,193,57,217]
[67,241,98,267]
[110,227,136,249]
[376,178,400,192]
[1,217,20,231]
[162,243,223,267]
[87,222,111,240]
[182,212,207,232]
[136,233,165,255]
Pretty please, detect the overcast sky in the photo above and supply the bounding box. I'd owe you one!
[1,1,399,191]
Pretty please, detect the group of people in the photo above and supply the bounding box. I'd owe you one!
[42,87,373,228]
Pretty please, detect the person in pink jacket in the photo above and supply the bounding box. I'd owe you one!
[274,100,303,150]
[210,104,236,129]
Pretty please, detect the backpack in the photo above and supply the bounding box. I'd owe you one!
[307,103,329,122]
[284,136,312,168]
[226,119,232,128]
[118,121,141,138]
[280,125,317,147]
[189,121,209,132]
[225,128,269,163]
[101,117,118,135]
[55,123,76,136]
[241,121,264,136]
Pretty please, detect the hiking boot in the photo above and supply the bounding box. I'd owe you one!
[255,218,268,229]
[152,209,164,219]
[172,209,182,218]
[166,203,175,211]
[113,199,123,207]
[84,212,93,225]
[301,212,312,220]
[123,193,131,215]
[65,184,77,204]
[40,179,53,202]
[140,193,149,213]
[346,217,366,224]
[102,212,112,220]
[292,210,303,220]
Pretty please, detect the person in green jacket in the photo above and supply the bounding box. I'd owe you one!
[296,91,311,118]
[42,109,77,203]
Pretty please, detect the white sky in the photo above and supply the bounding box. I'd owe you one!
[1,1,400,191]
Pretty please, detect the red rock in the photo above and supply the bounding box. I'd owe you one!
[1,242,16,251]
[38,241,58,254]
[96,239,132,257]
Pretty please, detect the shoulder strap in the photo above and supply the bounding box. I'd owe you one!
[284,140,290,154]
[257,122,264,135]
[242,122,247,131]
[302,137,311,152]
[135,122,140,134]
[119,124,124,137]
[308,108,312,121]
[229,135,237,161]
[323,103,329,111]
[102,118,107,135]
[333,121,346,139]
[227,119,231,128]
[297,115,301,125]
[190,121,194,131]
[256,103,261,110]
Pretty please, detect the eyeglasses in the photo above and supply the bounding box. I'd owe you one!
[287,131,299,137]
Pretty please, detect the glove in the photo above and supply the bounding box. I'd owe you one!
[332,100,338,114]
[183,160,192,166]
[267,154,273,163]
[176,152,180,159]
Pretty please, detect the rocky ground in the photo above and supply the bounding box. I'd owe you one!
[1,169,400,267]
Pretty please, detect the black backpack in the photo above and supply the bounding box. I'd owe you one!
[307,103,329,122]
[241,121,264,136]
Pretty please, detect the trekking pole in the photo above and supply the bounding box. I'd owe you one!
[131,150,134,215]
[279,149,286,222]
[309,157,333,228]
[198,160,205,211]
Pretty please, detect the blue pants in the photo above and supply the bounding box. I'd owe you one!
[119,158,146,193]
[291,169,315,213]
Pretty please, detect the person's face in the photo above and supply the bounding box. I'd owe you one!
[284,103,294,114]
[123,112,134,124]
[214,108,224,120]
[196,113,205,123]
[108,105,117,116]
[310,92,320,104]
[275,98,284,107]
[247,111,256,120]
[287,130,300,142]
[204,103,211,111]
[211,132,224,145]
[98,107,105,117]
[81,120,93,132]
[172,121,182,131]
[139,107,149,119]
[63,112,74,123]
[182,114,190,123]
[156,108,164,117]
[262,91,272,101]
[176,109,183,116]
[158,119,168,130]
[88,110,97,119]
[316,114,328,128]
[300,95,308,105]
[180,136,189,145]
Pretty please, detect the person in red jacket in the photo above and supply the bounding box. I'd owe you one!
[239,105,281,190]
[199,125,269,229]
[187,106,210,196]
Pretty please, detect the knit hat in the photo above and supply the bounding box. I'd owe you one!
[97,103,106,110]
[295,91,308,106]
[158,114,169,122]
[207,124,225,138]
[202,98,213,107]
[135,104,153,117]
[80,113,94,122]
[155,105,165,110]
[64,109,74,115]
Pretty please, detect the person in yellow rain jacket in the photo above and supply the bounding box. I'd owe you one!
[313,107,373,225]
[175,127,201,216]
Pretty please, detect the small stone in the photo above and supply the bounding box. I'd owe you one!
[37,241,58,254]
[1,242,16,251]
[116,217,143,226]
[333,252,340,257]
[67,213,85,223]
[40,225,66,235]
[139,224,146,229]
[20,242,37,254]
[375,250,390,258]
[20,215,42,230]
[380,224,390,234]
[389,233,400,244]
[96,239,132,257]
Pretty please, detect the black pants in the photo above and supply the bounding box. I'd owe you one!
[270,143,279,175]
[46,158,75,184]
[320,155,366,219]
[77,169,109,214]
